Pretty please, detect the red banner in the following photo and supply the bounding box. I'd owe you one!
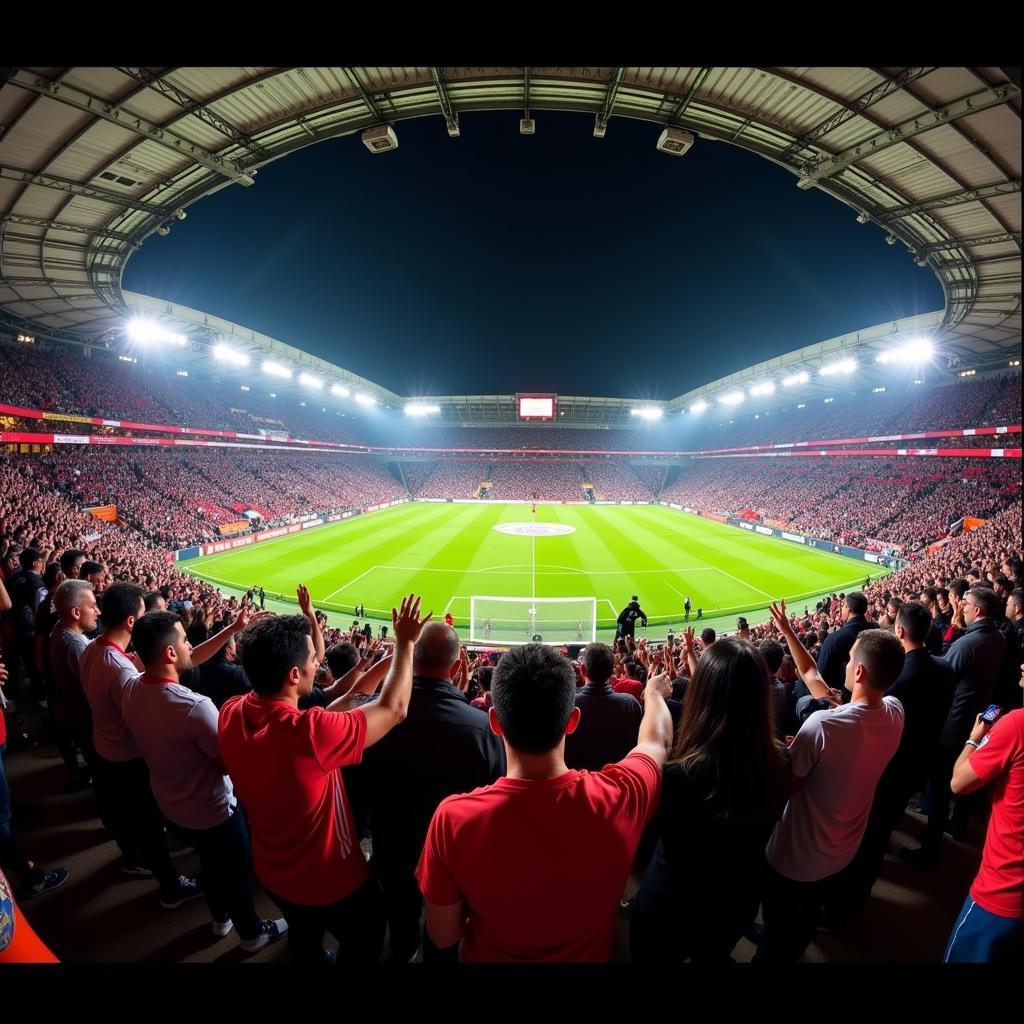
[86,504,118,522]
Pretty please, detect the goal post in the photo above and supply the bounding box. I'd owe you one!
[470,596,598,645]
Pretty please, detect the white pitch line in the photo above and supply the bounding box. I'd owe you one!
[603,599,619,616]
[714,567,776,600]
[320,564,381,604]
[662,579,686,600]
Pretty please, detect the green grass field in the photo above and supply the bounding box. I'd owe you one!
[183,503,890,642]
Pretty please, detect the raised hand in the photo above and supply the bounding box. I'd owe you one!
[645,671,672,701]
[683,627,696,652]
[230,600,256,634]
[768,600,792,635]
[296,584,314,617]
[392,593,432,645]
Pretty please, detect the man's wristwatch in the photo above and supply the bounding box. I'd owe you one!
[964,739,981,749]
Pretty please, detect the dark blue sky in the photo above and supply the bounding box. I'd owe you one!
[123,111,944,400]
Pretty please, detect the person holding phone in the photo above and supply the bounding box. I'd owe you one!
[943,679,1024,963]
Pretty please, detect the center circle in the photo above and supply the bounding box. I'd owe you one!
[493,522,577,537]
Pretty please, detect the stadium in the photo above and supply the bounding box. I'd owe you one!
[0,67,1021,968]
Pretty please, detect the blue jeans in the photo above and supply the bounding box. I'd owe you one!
[944,895,1024,963]
[0,743,35,887]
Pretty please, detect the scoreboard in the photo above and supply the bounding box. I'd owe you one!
[517,394,557,421]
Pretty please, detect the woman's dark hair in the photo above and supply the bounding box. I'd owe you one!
[669,637,790,822]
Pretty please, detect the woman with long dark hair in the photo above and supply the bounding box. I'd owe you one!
[629,636,791,963]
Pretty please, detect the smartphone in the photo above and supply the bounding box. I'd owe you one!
[979,704,1002,724]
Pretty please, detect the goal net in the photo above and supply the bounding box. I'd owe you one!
[469,596,597,645]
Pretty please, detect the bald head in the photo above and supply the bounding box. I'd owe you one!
[413,621,461,679]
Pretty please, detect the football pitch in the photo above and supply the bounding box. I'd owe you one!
[182,502,890,641]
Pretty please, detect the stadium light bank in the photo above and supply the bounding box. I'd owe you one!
[718,391,745,406]
[298,372,323,390]
[405,403,442,416]
[630,407,663,420]
[213,343,250,367]
[126,319,186,347]
[355,393,378,407]
[689,400,710,414]
[331,384,351,397]
[782,371,810,387]
[262,360,293,379]
[819,359,857,377]
[875,338,934,365]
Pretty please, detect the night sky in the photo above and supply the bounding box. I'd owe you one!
[123,111,945,401]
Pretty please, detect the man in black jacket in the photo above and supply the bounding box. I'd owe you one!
[822,602,954,925]
[816,592,873,696]
[616,596,647,640]
[902,586,1006,868]
[358,622,505,961]
[565,643,642,771]
[9,547,47,704]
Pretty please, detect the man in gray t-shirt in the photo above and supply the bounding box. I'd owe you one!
[758,603,905,963]
[47,580,100,759]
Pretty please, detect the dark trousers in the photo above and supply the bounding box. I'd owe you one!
[169,808,261,940]
[269,877,385,966]
[755,862,842,963]
[94,755,179,895]
[372,856,421,961]
[921,744,987,854]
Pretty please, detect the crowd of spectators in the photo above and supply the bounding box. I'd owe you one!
[486,460,586,501]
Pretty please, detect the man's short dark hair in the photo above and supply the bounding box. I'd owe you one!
[758,639,785,674]
[132,612,185,666]
[919,587,937,604]
[896,601,932,645]
[700,628,716,646]
[236,615,311,696]
[81,560,104,577]
[476,666,494,693]
[42,562,63,590]
[144,591,165,611]
[492,644,576,755]
[101,583,146,629]
[19,547,42,570]
[59,549,87,575]
[325,642,359,679]
[967,587,999,618]
[581,642,614,685]
[948,577,970,599]
[846,592,869,616]
[886,596,904,612]
[851,629,905,691]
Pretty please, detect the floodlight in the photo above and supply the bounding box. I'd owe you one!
[176,370,189,377]
[718,391,745,406]
[630,407,663,420]
[876,338,934,365]
[331,384,351,397]
[262,360,293,379]
[298,372,323,389]
[126,318,186,347]
[856,212,870,224]
[689,400,710,414]
[782,371,809,387]
[405,403,442,416]
[872,386,886,393]
[819,359,857,377]
[355,393,377,407]
[750,382,775,396]
[213,343,250,367]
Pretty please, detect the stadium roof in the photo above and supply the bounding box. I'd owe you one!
[0,66,1020,412]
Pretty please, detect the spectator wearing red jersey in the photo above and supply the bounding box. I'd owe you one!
[416,643,673,962]
[944,674,1024,963]
[221,591,431,966]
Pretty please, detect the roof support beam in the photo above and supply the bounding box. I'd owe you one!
[9,70,255,186]
[0,164,168,215]
[115,67,271,162]
[1,214,134,242]
[919,231,1021,254]
[595,67,625,131]
[343,68,388,124]
[664,67,712,125]
[524,67,530,119]
[780,67,936,161]
[798,81,1021,187]
[873,180,1021,223]
[430,67,458,132]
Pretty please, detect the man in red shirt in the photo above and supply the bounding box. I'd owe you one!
[416,642,674,962]
[943,665,1024,963]
[220,592,431,966]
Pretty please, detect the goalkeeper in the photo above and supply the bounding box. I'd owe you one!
[616,595,648,640]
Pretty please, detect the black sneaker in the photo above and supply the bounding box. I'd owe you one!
[240,918,289,952]
[121,857,154,877]
[160,876,204,909]
[24,867,70,898]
